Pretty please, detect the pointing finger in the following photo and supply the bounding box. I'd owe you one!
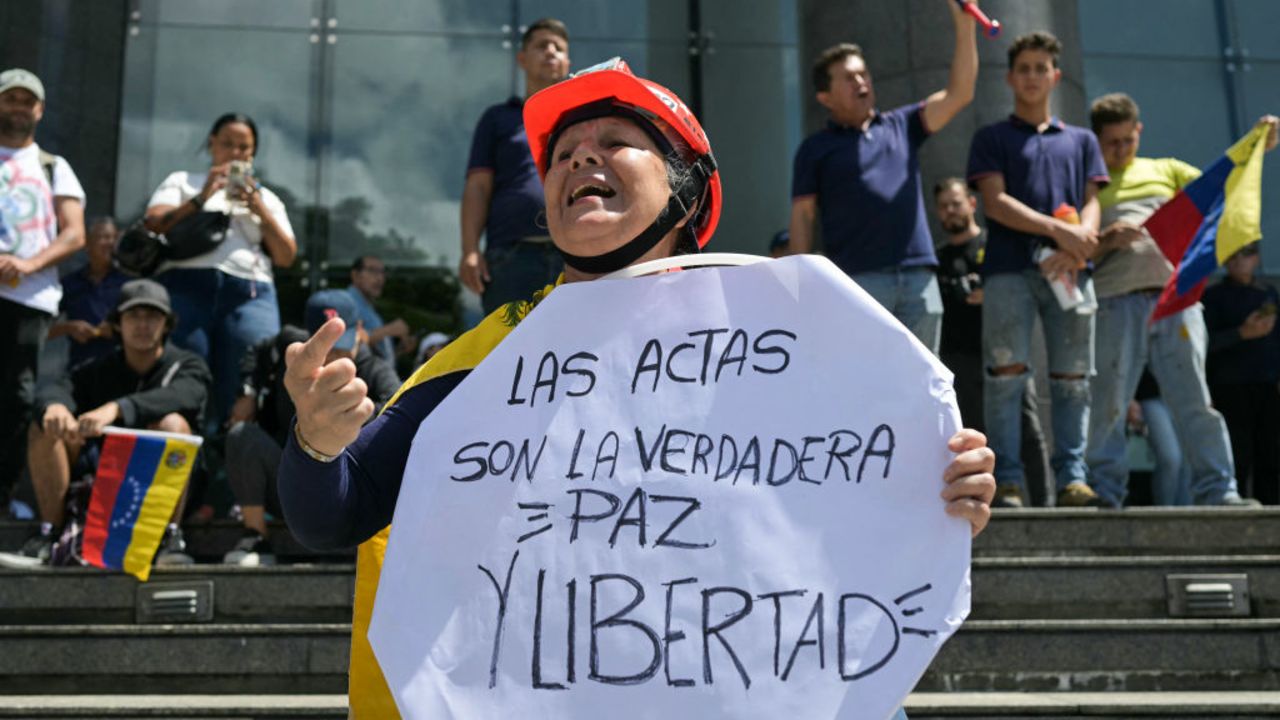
[288,318,345,378]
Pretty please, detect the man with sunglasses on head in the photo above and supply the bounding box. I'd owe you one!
[1086,92,1278,507]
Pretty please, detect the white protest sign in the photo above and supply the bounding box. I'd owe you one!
[369,255,969,720]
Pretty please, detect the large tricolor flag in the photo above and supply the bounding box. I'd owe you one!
[83,427,203,581]
[1145,124,1268,322]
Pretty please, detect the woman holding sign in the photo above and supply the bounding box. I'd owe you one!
[279,59,995,718]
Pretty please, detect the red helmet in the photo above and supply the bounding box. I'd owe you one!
[524,58,721,251]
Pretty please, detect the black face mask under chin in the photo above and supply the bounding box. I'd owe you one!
[546,102,716,275]
[557,182,697,275]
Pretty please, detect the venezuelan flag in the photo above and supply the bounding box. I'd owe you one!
[1146,124,1268,322]
[82,428,203,581]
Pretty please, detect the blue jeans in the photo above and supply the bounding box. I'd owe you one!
[982,271,1095,493]
[851,268,943,355]
[157,268,280,426]
[1086,294,1239,505]
[1141,398,1193,506]
[482,241,563,316]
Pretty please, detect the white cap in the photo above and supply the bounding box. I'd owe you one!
[0,68,44,102]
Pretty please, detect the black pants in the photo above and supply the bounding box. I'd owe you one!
[0,298,52,502]
[1210,382,1280,505]
[944,350,1052,506]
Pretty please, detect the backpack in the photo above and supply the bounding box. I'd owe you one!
[36,150,60,234]
[38,149,57,187]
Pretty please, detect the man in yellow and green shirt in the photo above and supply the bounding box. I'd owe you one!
[1085,92,1277,507]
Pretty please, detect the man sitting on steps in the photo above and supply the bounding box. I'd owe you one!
[0,280,210,568]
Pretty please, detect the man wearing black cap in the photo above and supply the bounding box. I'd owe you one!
[222,289,399,566]
[1,280,211,567]
[0,67,87,515]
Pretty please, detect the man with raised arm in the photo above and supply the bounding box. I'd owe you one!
[789,1,978,353]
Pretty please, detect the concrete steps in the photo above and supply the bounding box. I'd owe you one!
[921,618,1280,692]
[2,509,1278,713]
[0,565,355,624]
[971,554,1280,619]
[0,623,350,694]
[903,691,1280,718]
[0,695,348,719]
[974,508,1280,557]
[2,693,1277,719]
[3,618,1276,695]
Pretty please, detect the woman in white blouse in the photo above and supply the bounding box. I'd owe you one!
[144,112,297,425]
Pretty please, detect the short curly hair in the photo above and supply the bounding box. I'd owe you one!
[1007,31,1061,69]
[1090,93,1140,134]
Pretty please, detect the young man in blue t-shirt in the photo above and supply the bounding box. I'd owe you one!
[458,18,570,316]
[966,31,1110,508]
[789,1,978,354]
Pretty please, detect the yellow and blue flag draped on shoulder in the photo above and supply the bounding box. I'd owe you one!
[1146,124,1268,322]
[349,280,557,719]
[82,427,203,582]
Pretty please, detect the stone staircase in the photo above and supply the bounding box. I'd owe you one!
[1,510,1278,718]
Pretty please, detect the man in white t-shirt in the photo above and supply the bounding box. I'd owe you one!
[0,68,86,512]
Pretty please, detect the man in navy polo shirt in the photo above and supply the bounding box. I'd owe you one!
[966,31,1110,509]
[459,18,570,316]
[48,217,127,369]
[790,1,978,354]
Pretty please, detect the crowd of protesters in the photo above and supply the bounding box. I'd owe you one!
[789,27,1279,511]
[0,14,1277,570]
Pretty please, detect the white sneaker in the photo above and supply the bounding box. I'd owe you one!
[154,526,195,566]
[222,533,275,567]
[0,530,54,568]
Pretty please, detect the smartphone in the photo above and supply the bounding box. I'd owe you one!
[1259,302,1277,317]
[226,160,252,196]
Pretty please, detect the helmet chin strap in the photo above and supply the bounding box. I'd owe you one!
[558,152,716,275]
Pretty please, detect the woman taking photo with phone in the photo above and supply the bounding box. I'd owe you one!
[144,112,297,424]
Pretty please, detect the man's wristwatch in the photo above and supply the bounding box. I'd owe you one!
[294,423,341,463]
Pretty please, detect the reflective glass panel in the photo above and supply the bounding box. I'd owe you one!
[136,0,317,30]
[1240,60,1280,272]
[1082,57,1235,164]
[699,0,801,255]
[323,33,510,268]
[331,0,509,35]
[1078,0,1221,59]
[1231,0,1280,61]
[116,24,315,245]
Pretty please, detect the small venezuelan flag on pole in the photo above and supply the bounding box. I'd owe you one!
[82,427,203,582]
[1145,124,1269,322]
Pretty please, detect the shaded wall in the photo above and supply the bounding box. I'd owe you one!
[0,0,129,222]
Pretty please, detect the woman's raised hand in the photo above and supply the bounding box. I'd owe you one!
[284,318,375,457]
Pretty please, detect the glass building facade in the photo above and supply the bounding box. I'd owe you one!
[113,0,804,309]
[8,0,1278,309]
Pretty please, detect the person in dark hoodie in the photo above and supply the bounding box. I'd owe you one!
[1203,242,1280,505]
[3,279,210,567]
[221,289,400,566]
